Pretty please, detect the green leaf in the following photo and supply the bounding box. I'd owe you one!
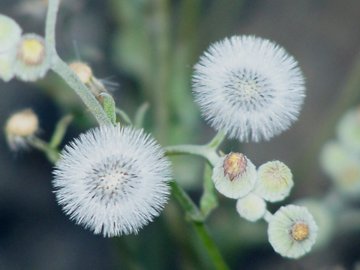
[200,164,218,218]
[49,114,73,148]
[100,93,116,124]
[134,102,149,128]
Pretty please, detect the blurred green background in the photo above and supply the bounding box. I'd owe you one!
[1,0,360,269]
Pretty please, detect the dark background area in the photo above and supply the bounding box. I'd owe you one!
[1,0,360,269]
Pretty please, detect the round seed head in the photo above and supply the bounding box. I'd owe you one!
[193,35,305,142]
[53,125,172,237]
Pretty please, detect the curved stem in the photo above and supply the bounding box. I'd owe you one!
[45,0,59,57]
[29,137,60,164]
[50,114,73,148]
[116,108,133,125]
[207,131,226,149]
[171,181,230,270]
[46,0,111,125]
[263,210,273,223]
[165,144,219,166]
[51,57,111,125]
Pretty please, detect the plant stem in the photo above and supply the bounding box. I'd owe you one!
[45,0,59,57]
[207,131,226,149]
[165,144,219,166]
[152,0,171,143]
[46,0,111,125]
[115,108,133,125]
[263,210,273,223]
[29,137,60,164]
[50,114,73,148]
[170,181,229,270]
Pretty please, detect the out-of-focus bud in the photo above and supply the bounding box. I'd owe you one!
[5,109,39,151]
[14,34,50,81]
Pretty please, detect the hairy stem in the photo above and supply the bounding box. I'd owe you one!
[46,0,111,125]
[170,181,230,270]
[165,145,219,166]
[29,137,60,164]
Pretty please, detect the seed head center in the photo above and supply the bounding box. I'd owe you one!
[100,173,120,191]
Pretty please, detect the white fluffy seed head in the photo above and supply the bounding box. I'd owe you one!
[212,152,257,199]
[236,193,266,222]
[255,160,294,202]
[53,125,172,237]
[268,205,318,259]
[193,35,305,142]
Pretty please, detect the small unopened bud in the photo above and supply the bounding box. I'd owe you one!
[212,152,257,199]
[236,193,266,222]
[69,61,93,85]
[255,160,293,202]
[5,109,39,150]
[68,61,109,100]
[14,34,50,81]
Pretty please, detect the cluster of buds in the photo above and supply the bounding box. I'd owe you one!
[0,14,50,82]
[212,152,317,258]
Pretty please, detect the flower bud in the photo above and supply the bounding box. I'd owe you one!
[14,34,50,81]
[69,61,110,102]
[5,109,39,150]
[212,152,257,199]
[69,61,93,84]
[268,205,317,259]
[255,160,293,202]
[236,193,266,222]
